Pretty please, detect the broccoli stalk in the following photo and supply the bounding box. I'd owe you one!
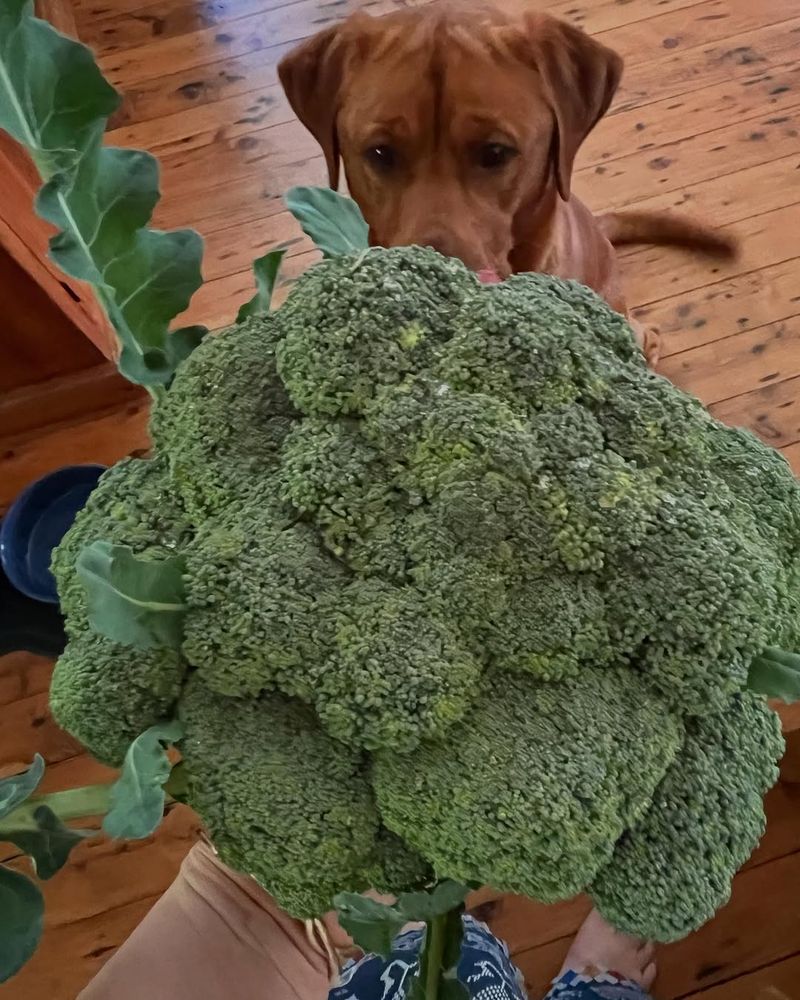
[1,784,112,829]
[415,905,465,1000]
[335,880,470,999]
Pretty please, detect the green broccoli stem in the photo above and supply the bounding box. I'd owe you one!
[0,783,113,833]
[422,913,447,1000]
[414,904,464,1000]
[1,762,187,833]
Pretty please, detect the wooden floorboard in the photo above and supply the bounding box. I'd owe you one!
[1,0,799,996]
[514,848,800,999]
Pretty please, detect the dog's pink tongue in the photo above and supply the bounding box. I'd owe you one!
[477,268,502,284]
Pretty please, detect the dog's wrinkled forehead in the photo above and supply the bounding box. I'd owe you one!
[336,9,548,142]
[338,4,538,82]
[279,2,622,194]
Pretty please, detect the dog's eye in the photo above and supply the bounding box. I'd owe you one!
[364,144,397,171]
[477,142,518,169]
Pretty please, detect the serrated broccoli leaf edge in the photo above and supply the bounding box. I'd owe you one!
[0,2,203,388]
[103,721,184,840]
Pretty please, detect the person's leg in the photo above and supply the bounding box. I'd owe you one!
[79,840,350,1000]
[543,909,656,1000]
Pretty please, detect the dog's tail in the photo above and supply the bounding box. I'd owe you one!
[597,210,738,259]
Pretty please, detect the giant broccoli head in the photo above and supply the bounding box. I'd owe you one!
[51,247,797,941]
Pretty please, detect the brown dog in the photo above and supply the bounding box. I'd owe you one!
[279,2,735,362]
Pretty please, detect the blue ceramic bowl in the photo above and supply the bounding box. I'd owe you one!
[0,465,106,603]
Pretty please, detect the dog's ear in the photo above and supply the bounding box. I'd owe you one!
[278,21,365,189]
[506,14,622,199]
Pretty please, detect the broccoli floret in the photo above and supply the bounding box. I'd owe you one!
[706,426,800,550]
[590,374,713,467]
[410,555,507,650]
[590,693,783,940]
[437,279,586,414]
[150,316,298,516]
[373,668,682,902]
[50,458,189,764]
[165,250,800,720]
[490,572,611,680]
[50,630,184,766]
[604,489,781,713]
[276,248,474,416]
[309,579,481,751]
[279,418,398,561]
[51,457,191,634]
[178,679,379,917]
[370,828,434,895]
[184,512,347,699]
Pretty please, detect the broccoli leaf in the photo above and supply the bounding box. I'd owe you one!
[0,1,205,388]
[237,249,286,322]
[748,648,800,703]
[0,866,43,984]
[36,137,160,286]
[0,0,118,176]
[0,758,91,883]
[166,325,209,371]
[77,542,187,650]
[37,139,205,385]
[285,186,369,258]
[103,721,184,840]
[106,228,205,384]
[0,755,44,819]
[398,881,469,922]
[332,893,407,957]
[0,806,92,880]
[0,758,71,981]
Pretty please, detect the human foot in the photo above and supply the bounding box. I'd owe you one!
[558,908,657,990]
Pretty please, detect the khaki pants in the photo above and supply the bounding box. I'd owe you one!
[80,841,352,1000]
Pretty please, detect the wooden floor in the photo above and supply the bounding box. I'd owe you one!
[1,0,799,996]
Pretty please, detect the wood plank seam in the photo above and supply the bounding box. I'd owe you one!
[89,0,328,39]
[673,949,800,1000]
[655,311,800,369]
[633,252,800,315]
[95,8,799,108]
[88,0,751,68]
[615,154,800,264]
[149,98,800,207]
[107,60,797,161]
[626,206,800,308]
[147,111,798,250]
[576,117,800,212]
[586,92,800,172]
[611,20,800,116]
[156,152,800,294]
